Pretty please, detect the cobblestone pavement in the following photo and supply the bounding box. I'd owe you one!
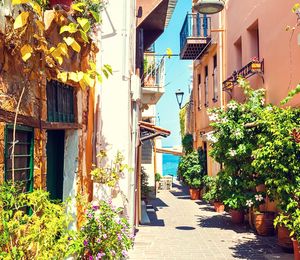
[129,181,293,260]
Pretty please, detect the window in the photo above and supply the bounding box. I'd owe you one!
[4,125,34,193]
[197,74,202,110]
[141,140,152,164]
[234,37,242,70]
[47,80,75,123]
[212,54,218,102]
[248,20,259,60]
[204,66,209,107]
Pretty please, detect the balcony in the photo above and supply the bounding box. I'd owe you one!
[180,13,211,60]
[223,59,264,92]
[141,56,165,106]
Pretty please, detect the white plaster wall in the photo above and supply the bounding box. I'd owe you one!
[156,137,163,175]
[63,130,79,230]
[142,104,156,120]
[96,0,137,221]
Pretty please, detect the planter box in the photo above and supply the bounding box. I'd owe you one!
[277,225,293,251]
[213,202,225,213]
[189,188,200,200]
[49,0,72,10]
[293,239,300,260]
[251,62,262,72]
[253,211,275,236]
[230,210,244,224]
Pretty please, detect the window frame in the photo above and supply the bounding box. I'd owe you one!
[212,54,218,103]
[204,66,209,107]
[4,125,34,192]
[47,80,76,123]
[197,74,202,110]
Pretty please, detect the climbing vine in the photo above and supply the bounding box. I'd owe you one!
[0,0,112,89]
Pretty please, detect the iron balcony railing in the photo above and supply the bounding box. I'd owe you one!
[223,59,264,92]
[180,13,211,53]
[142,56,165,90]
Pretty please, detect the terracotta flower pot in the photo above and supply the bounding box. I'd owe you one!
[49,0,72,10]
[292,239,300,260]
[253,211,275,236]
[256,184,266,192]
[213,201,225,213]
[189,188,200,200]
[230,210,244,224]
[277,225,293,251]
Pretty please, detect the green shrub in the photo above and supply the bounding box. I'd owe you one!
[141,167,151,199]
[0,182,81,259]
[182,134,193,154]
[178,151,203,189]
[155,173,162,182]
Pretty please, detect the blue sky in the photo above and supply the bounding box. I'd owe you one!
[156,0,192,147]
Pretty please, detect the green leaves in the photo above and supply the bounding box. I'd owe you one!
[0,182,81,259]
[281,84,300,105]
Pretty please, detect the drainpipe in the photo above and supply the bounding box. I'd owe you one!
[219,12,224,109]
[124,0,138,230]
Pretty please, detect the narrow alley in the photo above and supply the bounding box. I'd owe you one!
[129,181,292,260]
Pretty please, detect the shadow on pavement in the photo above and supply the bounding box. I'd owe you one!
[176,195,191,200]
[229,236,287,260]
[196,214,250,233]
[175,226,196,231]
[151,198,169,208]
[195,201,216,212]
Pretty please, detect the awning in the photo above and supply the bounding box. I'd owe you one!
[139,121,171,142]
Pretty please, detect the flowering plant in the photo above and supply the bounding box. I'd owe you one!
[208,78,266,210]
[245,193,265,209]
[91,151,129,188]
[80,200,134,259]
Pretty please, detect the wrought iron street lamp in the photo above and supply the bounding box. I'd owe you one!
[175,89,184,109]
[193,0,225,14]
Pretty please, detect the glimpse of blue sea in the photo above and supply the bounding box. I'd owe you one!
[162,152,180,177]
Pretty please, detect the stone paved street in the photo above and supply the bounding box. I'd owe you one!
[129,181,293,260]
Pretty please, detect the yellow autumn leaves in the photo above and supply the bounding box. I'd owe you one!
[7,0,110,89]
[13,12,29,30]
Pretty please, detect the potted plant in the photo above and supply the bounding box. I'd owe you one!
[250,57,262,73]
[179,151,204,200]
[186,178,201,200]
[80,200,134,258]
[155,173,162,194]
[274,214,294,252]
[245,192,276,236]
[224,194,247,224]
[203,175,225,212]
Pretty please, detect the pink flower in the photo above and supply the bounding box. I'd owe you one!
[122,250,128,257]
[84,240,88,247]
[96,252,105,259]
[103,234,107,239]
[117,233,122,240]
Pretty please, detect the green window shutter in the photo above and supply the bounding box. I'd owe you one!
[4,125,34,192]
[47,80,75,123]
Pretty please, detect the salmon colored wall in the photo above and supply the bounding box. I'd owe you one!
[225,0,300,106]
[193,43,222,149]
